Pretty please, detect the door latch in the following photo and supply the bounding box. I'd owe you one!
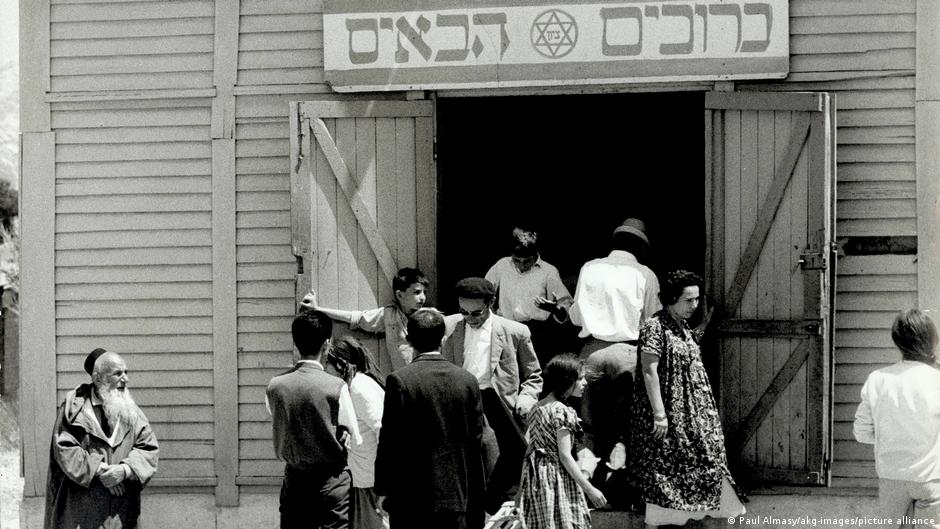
[798,251,827,270]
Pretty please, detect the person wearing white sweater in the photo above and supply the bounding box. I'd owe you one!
[854,309,940,529]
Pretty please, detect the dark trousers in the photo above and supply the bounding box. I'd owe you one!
[280,466,351,529]
[480,388,527,514]
[579,339,636,463]
[390,511,482,529]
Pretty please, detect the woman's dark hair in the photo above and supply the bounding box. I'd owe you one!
[326,335,385,388]
[542,353,582,400]
[891,309,938,364]
[659,270,703,306]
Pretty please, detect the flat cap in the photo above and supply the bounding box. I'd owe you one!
[454,277,496,299]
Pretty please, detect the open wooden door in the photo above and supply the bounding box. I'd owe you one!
[706,92,836,485]
[289,100,436,373]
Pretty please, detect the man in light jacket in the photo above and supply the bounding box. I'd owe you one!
[45,348,159,529]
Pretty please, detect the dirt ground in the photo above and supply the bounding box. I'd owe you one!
[0,394,22,529]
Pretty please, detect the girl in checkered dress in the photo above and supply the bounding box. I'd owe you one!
[519,354,607,529]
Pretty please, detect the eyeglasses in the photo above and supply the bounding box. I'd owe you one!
[458,308,487,318]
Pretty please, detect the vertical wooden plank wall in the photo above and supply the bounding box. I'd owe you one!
[722,109,744,463]
[19,133,56,495]
[916,1,940,317]
[415,117,437,301]
[741,0,918,488]
[19,0,53,497]
[716,103,815,477]
[211,137,238,504]
[211,0,240,506]
[787,113,809,473]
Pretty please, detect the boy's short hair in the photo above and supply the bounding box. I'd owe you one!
[393,267,429,294]
[291,310,333,358]
[406,308,446,353]
[510,227,539,258]
[891,309,938,363]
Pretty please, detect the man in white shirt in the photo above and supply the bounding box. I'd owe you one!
[854,309,940,528]
[569,218,661,462]
[485,226,573,365]
[442,277,543,514]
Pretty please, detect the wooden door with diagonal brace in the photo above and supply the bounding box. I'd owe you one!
[289,100,436,373]
[706,91,837,485]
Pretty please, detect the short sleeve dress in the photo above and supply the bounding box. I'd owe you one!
[628,310,745,525]
[519,400,591,529]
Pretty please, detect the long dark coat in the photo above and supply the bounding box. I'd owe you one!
[45,384,159,529]
[374,354,486,521]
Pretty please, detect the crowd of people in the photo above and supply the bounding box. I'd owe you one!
[266,218,746,529]
[41,217,940,529]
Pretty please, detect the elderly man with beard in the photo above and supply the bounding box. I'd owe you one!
[45,348,159,529]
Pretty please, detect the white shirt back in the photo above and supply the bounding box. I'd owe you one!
[569,250,661,342]
[854,361,940,482]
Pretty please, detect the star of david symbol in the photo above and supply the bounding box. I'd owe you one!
[531,9,578,59]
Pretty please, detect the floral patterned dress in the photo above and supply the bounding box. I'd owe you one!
[629,310,743,515]
[519,400,591,529]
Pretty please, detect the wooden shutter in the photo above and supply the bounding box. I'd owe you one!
[706,91,836,485]
[289,100,436,372]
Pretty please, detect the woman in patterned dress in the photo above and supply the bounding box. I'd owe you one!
[519,354,607,529]
[630,270,745,528]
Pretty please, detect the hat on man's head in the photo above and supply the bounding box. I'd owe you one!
[454,277,496,299]
[84,347,108,375]
[613,217,650,247]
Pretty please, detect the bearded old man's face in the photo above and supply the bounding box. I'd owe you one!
[98,357,128,393]
[93,354,137,425]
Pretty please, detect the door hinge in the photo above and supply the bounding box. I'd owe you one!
[433,138,438,161]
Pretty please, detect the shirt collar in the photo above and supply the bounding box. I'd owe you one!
[512,256,543,273]
[608,250,638,263]
[297,359,324,370]
[469,312,494,333]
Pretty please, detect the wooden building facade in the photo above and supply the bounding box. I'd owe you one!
[17,0,940,525]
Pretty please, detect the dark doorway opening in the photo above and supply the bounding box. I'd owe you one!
[436,92,706,314]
